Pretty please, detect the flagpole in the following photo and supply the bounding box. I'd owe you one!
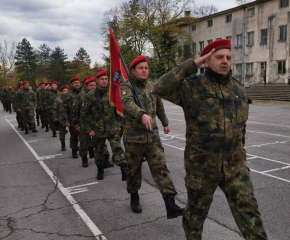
[118,52,145,111]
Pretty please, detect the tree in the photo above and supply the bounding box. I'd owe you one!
[48,47,68,86]
[0,39,16,85]
[74,47,91,66]
[236,0,248,5]
[36,44,51,84]
[197,5,218,17]
[14,38,37,88]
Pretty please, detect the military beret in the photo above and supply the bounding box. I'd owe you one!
[200,39,231,57]
[22,81,29,85]
[70,76,80,83]
[40,82,45,85]
[95,70,107,78]
[60,85,70,91]
[84,77,95,85]
[129,55,147,69]
[51,81,57,85]
[83,76,92,83]
[45,82,51,85]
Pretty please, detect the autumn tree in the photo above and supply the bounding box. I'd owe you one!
[236,0,248,6]
[0,39,16,85]
[197,5,218,17]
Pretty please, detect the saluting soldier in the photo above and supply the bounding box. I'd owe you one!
[119,56,183,218]
[80,70,126,181]
[53,85,70,151]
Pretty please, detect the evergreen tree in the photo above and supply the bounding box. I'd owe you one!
[36,44,51,83]
[74,47,91,66]
[14,38,37,88]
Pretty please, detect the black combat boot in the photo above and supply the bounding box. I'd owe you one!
[41,124,45,129]
[21,125,24,131]
[120,163,127,181]
[37,120,40,126]
[52,131,57,137]
[24,127,29,134]
[82,157,88,168]
[130,191,142,213]
[103,155,114,169]
[32,125,38,133]
[61,141,66,151]
[88,147,94,158]
[28,122,33,131]
[96,164,104,180]
[72,149,78,158]
[45,124,49,132]
[164,194,184,219]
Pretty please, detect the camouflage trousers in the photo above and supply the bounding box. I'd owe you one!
[182,165,268,240]
[6,101,12,112]
[48,108,56,131]
[21,108,35,127]
[92,132,126,166]
[35,109,42,124]
[124,141,177,197]
[16,111,22,126]
[79,132,93,158]
[69,126,79,150]
[59,125,67,142]
[42,109,50,125]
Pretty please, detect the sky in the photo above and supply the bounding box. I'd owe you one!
[0,0,247,65]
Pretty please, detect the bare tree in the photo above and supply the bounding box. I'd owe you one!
[236,0,248,5]
[197,5,218,17]
[0,39,16,83]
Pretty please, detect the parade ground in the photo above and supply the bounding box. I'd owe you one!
[1,100,290,240]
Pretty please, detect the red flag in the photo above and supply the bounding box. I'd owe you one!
[109,29,128,116]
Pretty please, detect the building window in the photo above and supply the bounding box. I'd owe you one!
[236,64,242,76]
[280,0,289,8]
[279,25,287,40]
[208,19,213,27]
[247,7,255,16]
[199,41,204,52]
[192,25,196,31]
[247,31,254,45]
[277,61,286,74]
[261,29,268,44]
[207,39,212,44]
[226,14,232,22]
[226,36,232,41]
[246,63,253,75]
[236,34,242,47]
[192,43,196,53]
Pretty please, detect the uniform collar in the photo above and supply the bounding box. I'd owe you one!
[204,67,231,84]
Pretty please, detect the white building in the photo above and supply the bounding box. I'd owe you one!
[180,0,290,85]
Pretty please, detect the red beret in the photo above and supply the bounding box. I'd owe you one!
[84,77,95,85]
[22,81,29,85]
[45,82,51,85]
[40,82,45,85]
[51,81,57,85]
[129,55,147,69]
[83,76,92,83]
[60,85,70,91]
[200,39,231,57]
[70,77,80,83]
[95,70,107,78]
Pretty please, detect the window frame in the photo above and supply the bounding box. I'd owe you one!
[208,19,213,27]
[192,25,196,31]
[246,63,254,76]
[235,64,242,76]
[236,34,242,47]
[226,14,232,23]
[280,0,289,8]
[279,25,287,41]
[277,61,286,74]
[260,29,268,44]
[199,41,204,52]
[247,31,254,46]
[247,7,255,16]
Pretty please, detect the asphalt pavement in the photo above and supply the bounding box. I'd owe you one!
[0,100,289,240]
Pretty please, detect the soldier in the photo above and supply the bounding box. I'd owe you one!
[35,84,42,126]
[47,81,60,137]
[80,70,126,181]
[62,76,83,158]
[53,85,69,151]
[119,56,184,218]
[4,84,15,114]
[38,82,46,128]
[155,39,268,240]
[14,83,24,130]
[15,81,37,134]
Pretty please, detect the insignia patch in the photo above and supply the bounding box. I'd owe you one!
[121,89,127,96]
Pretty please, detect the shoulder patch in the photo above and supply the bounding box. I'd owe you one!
[121,89,127,96]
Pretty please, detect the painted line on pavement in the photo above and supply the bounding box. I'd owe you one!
[245,141,288,148]
[247,121,290,128]
[247,130,290,138]
[28,139,44,143]
[4,115,106,240]
[39,154,63,160]
[262,165,290,174]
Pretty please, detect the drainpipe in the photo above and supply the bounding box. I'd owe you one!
[242,8,246,85]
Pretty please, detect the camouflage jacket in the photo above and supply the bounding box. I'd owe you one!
[39,89,48,109]
[62,88,85,128]
[3,89,15,102]
[80,87,119,137]
[119,75,168,143]
[155,58,249,181]
[15,88,37,110]
[47,89,61,109]
[53,96,66,125]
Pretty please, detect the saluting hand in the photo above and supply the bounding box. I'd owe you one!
[89,130,95,136]
[194,48,215,68]
[141,114,153,131]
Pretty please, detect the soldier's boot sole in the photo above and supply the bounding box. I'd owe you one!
[130,201,142,213]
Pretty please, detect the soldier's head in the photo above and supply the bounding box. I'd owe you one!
[18,84,23,89]
[60,85,69,95]
[95,71,108,89]
[69,77,80,89]
[51,81,57,90]
[130,55,148,80]
[45,83,51,90]
[84,77,96,91]
[7,84,12,89]
[201,39,231,76]
[23,81,29,89]
[41,82,46,89]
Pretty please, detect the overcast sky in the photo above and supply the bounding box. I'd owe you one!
[0,0,247,65]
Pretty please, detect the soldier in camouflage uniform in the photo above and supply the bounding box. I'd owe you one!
[15,81,38,134]
[13,83,24,130]
[40,83,52,132]
[119,56,184,218]
[3,84,15,113]
[53,85,69,151]
[155,39,268,240]
[35,84,42,126]
[38,82,46,128]
[80,70,126,181]
[62,77,83,158]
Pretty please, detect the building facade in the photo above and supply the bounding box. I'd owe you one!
[181,0,290,85]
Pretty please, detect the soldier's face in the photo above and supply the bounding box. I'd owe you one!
[19,85,23,89]
[86,82,96,91]
[8,85,12,89]
[23,83,29,89]
[51,83,57,89]
[46,85,51,90]
[97,76,108,89]
[204,49,231,75]
[131,62,148,79]
[71,81,80,89]
[62,89,69,95]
